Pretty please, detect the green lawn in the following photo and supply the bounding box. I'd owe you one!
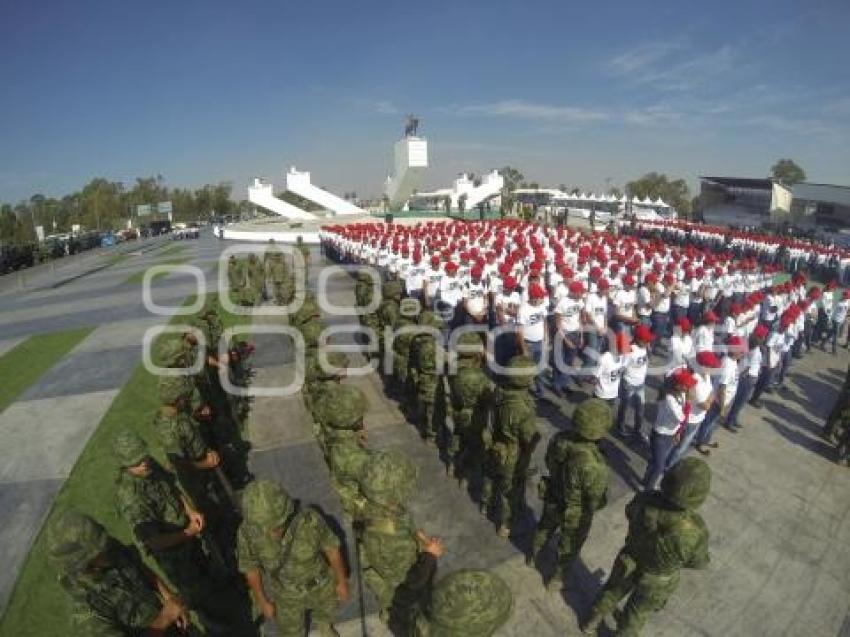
[123,257,191,285]
[0,295,250,636]
[0,327,95,413]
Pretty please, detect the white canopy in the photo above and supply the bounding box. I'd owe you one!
[619,194,628,203]
[641,196,653,205]
[654,196,667,207]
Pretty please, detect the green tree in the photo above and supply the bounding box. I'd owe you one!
[770,159,806,185]
[498,166,524,217]
[608,186,623,199]
[626,172,691,217]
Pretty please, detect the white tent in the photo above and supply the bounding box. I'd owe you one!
[654,196,667,207]
[640,196,653,205]
[619,194,628,203]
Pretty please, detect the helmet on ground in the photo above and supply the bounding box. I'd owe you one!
[572,398,612,441]
[426,569,513,636]
[241,479,295,528]
[661,457,711,510]
[46,510,110,575]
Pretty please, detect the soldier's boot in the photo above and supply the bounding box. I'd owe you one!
[317,623,340,637]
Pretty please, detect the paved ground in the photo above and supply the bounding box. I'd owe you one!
[1,232,849,637]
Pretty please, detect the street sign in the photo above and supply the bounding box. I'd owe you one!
[157,201,173,215]
[136,204,152,216]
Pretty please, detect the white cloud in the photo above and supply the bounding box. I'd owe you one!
[372,100,400,115]
[608,39,686,75]
[454,99,609,123]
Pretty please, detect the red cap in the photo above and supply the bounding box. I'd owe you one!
[430,255,440,266]
[445,262,458,273]
[623,274,636,287]
[671,368,698,389]
[645,273,658,284]
[844,290,850,300]
[529,283,547,299]
[615,331,631,354]
[503,275,517,289]
[703,310,719,323]
[568,281,586,295]
[753,324,769,340]
[596,278,610,291]
[695,351,721,369]
[470,265,483,278]
[676,317,692,332]
[730,303,742,316]
[726,335,745,352]
[634,324,654,343]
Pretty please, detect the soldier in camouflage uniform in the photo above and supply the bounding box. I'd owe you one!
[358,269,382,359]
[413,569,513,637]
[447,331,493,483]
[358,449,439,623]
[237,479,348,637]
[481,355,541,537]
[582,457,711,636]
[530,398,612,591]
[390,299,421,398]
[112,431,232,627]
[304,351,349,425]
[314,384,372,518]
[46,510,195,635]
[410,312,446,444]
[377,280,402,361]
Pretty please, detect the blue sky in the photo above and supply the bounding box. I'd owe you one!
[1,0,849,203]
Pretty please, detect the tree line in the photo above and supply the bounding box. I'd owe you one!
[0,176,240,245]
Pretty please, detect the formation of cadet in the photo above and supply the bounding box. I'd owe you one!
[824,364,850,464]
[530,398,613,592]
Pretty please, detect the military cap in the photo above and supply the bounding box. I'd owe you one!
[305,350,349,382]
[500,355,536,390]
[418,310,443,330]
[572,398,612,441]
[382,280,403,301]
[242,479,295,528]
[46,510,110,575]
[661,457,711,510]
[157,375,193,405]
[152,334,186,368]
[427,569,513,636]
[113,431,149,467]
[315,384,367,429]
[360,449,418,507]
[454,331,485,358]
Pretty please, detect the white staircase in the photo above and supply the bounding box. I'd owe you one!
[285,167,364,216]
[247,179,316,221]
[450,170,504,209]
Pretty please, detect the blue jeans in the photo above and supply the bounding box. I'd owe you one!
[616,382,645,435]
[525,339,545,396]
[643,430,676,490]
[695,402,722,446]
[775,350,792,386]
[651,311,669,346]
[726,374,756,429]
[666,420,701,469]
[750,366,774,403]
[553,332,582,391]
[671,305,688,324]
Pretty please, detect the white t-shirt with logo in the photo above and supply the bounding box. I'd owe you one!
[688,373,713,424]
[518,302,547,342]
[595,352,625,400]
[405,263,426,295]
[718,356,739,409]
[439,275,464,307]
[614,289,637,320]
[495,291,521,325]
[555,296,584,333]
[465,279,488,315]
[586,293,608,331]
[624,344,649,387]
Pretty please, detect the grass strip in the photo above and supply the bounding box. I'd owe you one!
[0,327,95,413]
[0,294,251,636]
[123,257,191,285]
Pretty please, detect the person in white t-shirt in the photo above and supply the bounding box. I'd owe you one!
[552,281,586,395]
[463,264,489,325]
[749,323,783,408]
[493,275,522,366]
[693,311,718,353]
[405,253,427,300]
[518,283,549,397]
[613,274,639,336]
[584,278,610,357]
[438,262,464,328]
[666,350,717,469]
[667,317,694,374]
[643,368,696,490]
[594,332,627,409]
[423,256,443,309]
[725,327,766,430]
[616,325,653,439]
[695,338,745,453]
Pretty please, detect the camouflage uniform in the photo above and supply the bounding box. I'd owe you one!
[391,308,419,397]
[481,356,541,536]
[413,569,513,637]
[304,351,349,430]
[357,271,382,357]
[358,450,422,617]
[46,511,190,636]
[531,398,612,589]
[583,458,711,636]
[824,365,850,459]
[377,280,402,359]
[314,385,372,518]
[410,312,446,443]
[265,249,293,305]
[237,480,341,637]
[447,332,493,482]
[112,432,220,615]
